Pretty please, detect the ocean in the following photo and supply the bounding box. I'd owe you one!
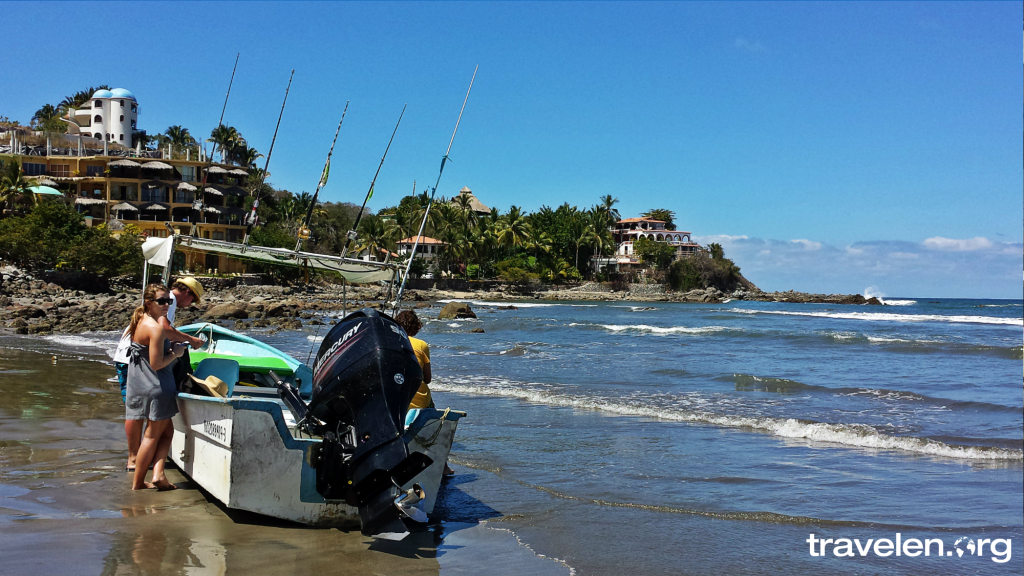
[2,296,1021,574]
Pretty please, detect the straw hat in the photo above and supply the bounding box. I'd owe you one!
[175,277,204,304]
[189,374,228,398]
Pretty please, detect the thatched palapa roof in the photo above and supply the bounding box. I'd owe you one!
[451,186,490,214]
[108,159,140,168]
[111,202,138,212]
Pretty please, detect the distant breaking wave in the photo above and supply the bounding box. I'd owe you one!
[881,299,916,306]
[598,324,732,335]
[720,374,1023,413]
[729,308,1022,326]
[433,376,1023,461]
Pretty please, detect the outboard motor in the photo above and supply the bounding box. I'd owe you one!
[303,308,433,536]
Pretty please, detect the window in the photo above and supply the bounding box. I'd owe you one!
[174,191,192,204]
[119,115,124,122]
[119,134,123,141]
[131,104,137,113]
[119,100,124,107]
[151,229,168,238]
[94,100,101,108]
[213,231,225,241]
[180,166,196,182]
[50,164,70,177]
[22,163,46,176]
[142,187,167,203]
[131,121,136,129]
[94,115,102,123]
[86,165,103,176]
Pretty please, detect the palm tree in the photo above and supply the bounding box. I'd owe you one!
[496,205,532,252]
[599,194,620,222]
[59,85,110,112]
[208,125,242,163]
[32,104,66,133]
[0,160,34,214]
[355,215,397,261]
[234,145,263,170]
[164,125,195,158]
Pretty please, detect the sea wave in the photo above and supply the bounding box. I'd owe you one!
[729,308,1023,326]
[41,333,120,360]
[433,377,1023,461]
[720,373,1023,412]
[600,324,732,335]
[881,299,917,306]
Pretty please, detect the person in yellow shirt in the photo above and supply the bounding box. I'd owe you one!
[395,310,432,409]
[394,310,455,477]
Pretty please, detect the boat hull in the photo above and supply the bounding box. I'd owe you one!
[170,393,461,527]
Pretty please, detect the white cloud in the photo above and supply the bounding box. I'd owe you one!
[922,236,994,252]
[693,234,748,244]
[696,233,1022,298]
[790,239,822,251]
[734,38,766,53]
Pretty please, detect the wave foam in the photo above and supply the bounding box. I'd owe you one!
[601,324,730,335]
[433,377,1023,461]
[41,334,120,360]
[730,308,1022,326]
[881,299,917,306]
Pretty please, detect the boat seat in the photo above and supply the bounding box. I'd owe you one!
[192,358,240,398]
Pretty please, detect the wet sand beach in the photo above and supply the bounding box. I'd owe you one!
[0,347,569,576]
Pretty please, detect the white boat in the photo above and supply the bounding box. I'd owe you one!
[170,320,464,534]
[136,235,464,537]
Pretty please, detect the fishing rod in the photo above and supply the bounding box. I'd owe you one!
[190,53,239,237]
[339,104,408,260]
[392,66,478,314]
[241,69,295,249]
[294,102,349,252]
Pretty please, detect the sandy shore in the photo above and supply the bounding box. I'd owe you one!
[0,345,571,576]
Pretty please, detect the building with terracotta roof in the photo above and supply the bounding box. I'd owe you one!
[396,236,447,262]
[593,217,702,273]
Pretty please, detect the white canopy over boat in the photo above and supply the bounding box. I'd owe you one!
[162,235,396,284]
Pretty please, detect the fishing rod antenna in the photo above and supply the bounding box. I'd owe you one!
[392,66,478,314]
[242,69,295,249]
[339,104,408,261]
[190,53,239,237]
[295,102,349,253]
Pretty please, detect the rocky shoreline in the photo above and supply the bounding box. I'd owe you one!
[1,263,880,336]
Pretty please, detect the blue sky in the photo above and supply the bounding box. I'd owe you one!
[3,2,1021,298]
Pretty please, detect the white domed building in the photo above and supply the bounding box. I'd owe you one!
[65,88,140,144]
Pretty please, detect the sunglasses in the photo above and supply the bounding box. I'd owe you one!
[153,297,174,305]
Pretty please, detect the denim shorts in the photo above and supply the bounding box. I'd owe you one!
[115,362,128,404]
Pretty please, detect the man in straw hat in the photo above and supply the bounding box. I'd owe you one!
[113,276,207,471]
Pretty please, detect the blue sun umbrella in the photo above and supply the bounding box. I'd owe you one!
[28,185,64,196]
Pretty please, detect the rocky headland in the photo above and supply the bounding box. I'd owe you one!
[1,263,880,336]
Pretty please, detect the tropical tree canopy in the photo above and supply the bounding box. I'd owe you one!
[641,208,677,231]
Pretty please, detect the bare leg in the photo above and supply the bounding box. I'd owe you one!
[125,419,144,470]
[132,419,170,490]
[149,422,177,490]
